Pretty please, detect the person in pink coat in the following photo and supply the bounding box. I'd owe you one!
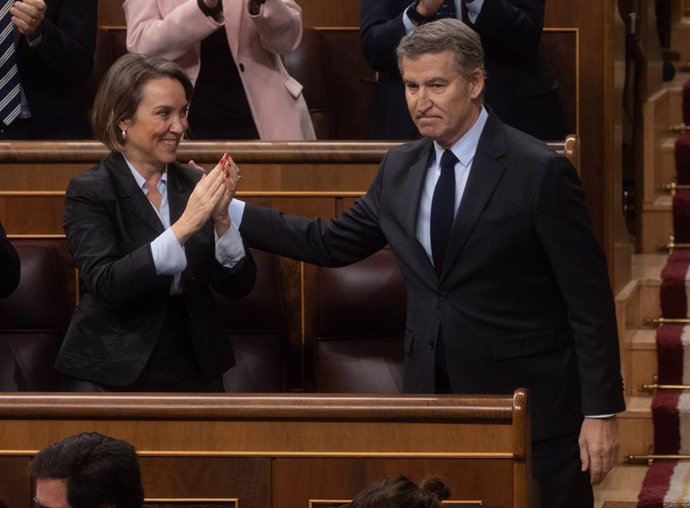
[124,0,316,141]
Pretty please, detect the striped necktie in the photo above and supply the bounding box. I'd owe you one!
[433,0,457,19]
[0,0,21,127]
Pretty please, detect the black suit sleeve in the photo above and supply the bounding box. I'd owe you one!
[534,154,625,415]
[64,177,168,311]
[17,0,97,88]
[240,161,389,265]
[470,0,544,66]
[360,0,408,73]
[0,222,20,299]
[209,245,257,299]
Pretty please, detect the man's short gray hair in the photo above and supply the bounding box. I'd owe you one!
[396,18,485,80]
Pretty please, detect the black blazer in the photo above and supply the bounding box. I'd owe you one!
[56,152,256,386]
[0,221,20,299]
[15,0,96,138]
[360,0,567,140]
[240,113,625,440]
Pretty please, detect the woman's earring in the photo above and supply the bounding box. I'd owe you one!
[121,129,127,140]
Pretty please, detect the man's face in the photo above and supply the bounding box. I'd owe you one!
[402,50,484,148]
[35,478,70,508]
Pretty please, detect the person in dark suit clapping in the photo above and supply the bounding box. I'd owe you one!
[57,53,255,392]
[360,0,567,141]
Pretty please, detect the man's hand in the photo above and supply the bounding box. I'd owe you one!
[415,0,446,17]
[11,0,47,42]
[578,417,620,485]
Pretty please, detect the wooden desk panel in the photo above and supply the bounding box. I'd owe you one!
[0,391,533,508]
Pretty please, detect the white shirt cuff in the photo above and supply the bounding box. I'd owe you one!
[215,220,246,268]
[151,227,187,275]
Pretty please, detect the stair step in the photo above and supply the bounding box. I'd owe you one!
[595,464,647,507]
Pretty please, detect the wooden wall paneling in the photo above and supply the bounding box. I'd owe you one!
[272,457,513,507]
[140,457,271,506]
[0,392,532,507]
[544,3,631,288]
[98,0,125,27]
[0,457,31,508]
[610,7,634,294]
[298,0,360,27]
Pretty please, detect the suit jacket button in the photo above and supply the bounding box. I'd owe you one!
[439,292,448,301]
[427,340,435,350]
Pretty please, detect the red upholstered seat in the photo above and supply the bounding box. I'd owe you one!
[308,247,406,393]
[676,133,690,184]
[219,249,289,392]
[0,242,75,391]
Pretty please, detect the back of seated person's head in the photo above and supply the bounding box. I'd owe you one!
[349,475,450,508]
[30,432,144,508]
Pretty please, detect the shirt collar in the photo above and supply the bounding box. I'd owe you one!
[123,155,168,191]
[432,105,488,168]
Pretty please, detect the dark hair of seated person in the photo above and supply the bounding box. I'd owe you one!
[349,475,450,508]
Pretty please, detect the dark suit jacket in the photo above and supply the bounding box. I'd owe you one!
[360,0,567,140]
[0,221,20,298]
[240,113,625,440]
[15,0,96,138]
[56,152,256,386]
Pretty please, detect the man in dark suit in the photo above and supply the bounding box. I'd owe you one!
[235,18,624,507]
[360,0,567,141]
[0,0,96,139]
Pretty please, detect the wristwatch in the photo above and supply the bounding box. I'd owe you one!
[406,0,435,26]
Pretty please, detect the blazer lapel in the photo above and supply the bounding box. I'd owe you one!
[223,0,241,57]
[401,141,438,271]
[107,153,165,235]
[441,114,508,277]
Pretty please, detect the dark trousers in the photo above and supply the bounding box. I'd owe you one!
[532,432,593,508]
[61,296,224,393]
[434,367,592,507]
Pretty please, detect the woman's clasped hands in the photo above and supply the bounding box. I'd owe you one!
[172,154,241,244]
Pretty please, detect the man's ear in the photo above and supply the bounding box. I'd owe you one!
[469,68,485,100]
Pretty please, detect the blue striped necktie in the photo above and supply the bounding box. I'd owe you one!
[0,0,21,127]
[433,0,457,19]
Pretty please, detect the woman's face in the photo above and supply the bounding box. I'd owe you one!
[118,76,188,173]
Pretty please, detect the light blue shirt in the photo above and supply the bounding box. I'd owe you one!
[402,0,484,32]
[415,105,488,264]
[125,158,246,294]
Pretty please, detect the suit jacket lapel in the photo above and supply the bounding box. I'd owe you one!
[223,0,241,57]
[107,152,165,235]
[441,114,508,277]
[401,141,438,271]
